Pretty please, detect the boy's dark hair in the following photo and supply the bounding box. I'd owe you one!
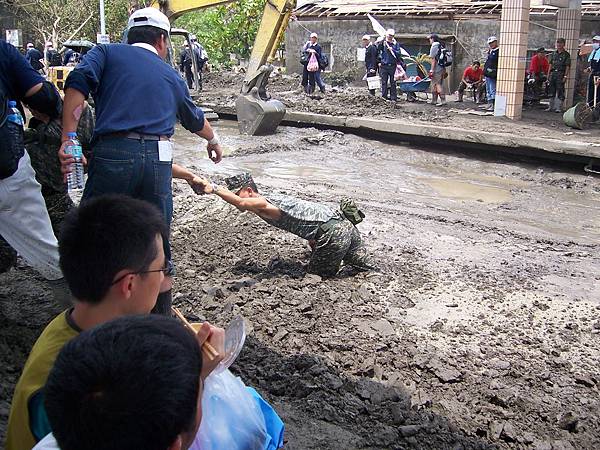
[428,33,439,42]
[556,37,566,45]
[45,315,202,450]
[472,60,480,66]
[127,25,168,46]
[58,194,167,303]
[241,181,259,194]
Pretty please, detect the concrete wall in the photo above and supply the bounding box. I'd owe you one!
[286,16,600,92]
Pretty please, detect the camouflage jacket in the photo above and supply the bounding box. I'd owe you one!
[264,193,342,240]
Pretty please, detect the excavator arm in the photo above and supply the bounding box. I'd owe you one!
[152,0,296,135]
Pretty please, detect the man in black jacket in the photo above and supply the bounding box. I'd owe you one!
[363,35,378,95]
[482,36,499,112]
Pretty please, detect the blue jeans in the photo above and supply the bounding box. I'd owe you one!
[82,136,174,270]
[380,64,397,101]
[486,77,496,102]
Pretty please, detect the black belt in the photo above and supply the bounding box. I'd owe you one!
[101,132,170,141]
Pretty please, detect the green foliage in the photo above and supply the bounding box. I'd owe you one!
[175,0,266,65]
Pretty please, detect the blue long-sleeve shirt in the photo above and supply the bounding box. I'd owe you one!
[378,40,402,66]
[65,43,205,138]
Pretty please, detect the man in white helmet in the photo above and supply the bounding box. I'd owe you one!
[59,7,223,315]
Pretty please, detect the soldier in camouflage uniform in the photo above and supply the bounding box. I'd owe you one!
[195,172,372,277]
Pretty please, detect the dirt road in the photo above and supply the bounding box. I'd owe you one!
[1,121,599,449]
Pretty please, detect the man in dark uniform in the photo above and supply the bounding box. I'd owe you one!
[191,35,207,91]
[546,38,571,113]
[362,35,378,95]
[587,35,600,112]
[193,173,372,278]
[0,40,69,303]
[58,7,223,315]
[25,43,44,73]
[179,43,195,89]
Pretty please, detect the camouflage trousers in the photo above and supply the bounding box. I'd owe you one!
[307,219,372,277]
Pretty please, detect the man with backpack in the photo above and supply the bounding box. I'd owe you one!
[301,33,326,94]
[428,34,451,106]
[191,172,373,277]
[377,29,403,102]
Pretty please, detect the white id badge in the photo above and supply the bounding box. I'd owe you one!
[158,141,173,162]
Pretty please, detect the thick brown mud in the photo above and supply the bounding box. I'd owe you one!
[1,121,600,449]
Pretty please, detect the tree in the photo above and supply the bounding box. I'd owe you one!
[175,0,267,65]
[1,0,145,47]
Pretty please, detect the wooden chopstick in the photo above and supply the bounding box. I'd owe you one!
[172,307,220,361]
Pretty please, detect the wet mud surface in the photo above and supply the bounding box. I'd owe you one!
[202,71,600,144]
[1,122,600,449]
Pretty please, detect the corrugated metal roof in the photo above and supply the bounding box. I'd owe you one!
[295,0,600,18]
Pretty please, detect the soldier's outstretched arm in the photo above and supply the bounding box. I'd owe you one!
[203,184,280,219]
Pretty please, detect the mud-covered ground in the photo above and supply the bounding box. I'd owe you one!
[201,71,600,144]
[2,118,600,449]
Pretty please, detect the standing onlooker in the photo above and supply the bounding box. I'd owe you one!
[45,42,60,68]
[428,34,447,106]
[588,35,600,110]
[179,43,194,89]
[377,29,402,102]
[546,38,571,113]
[301,33,325,94]
[482,36,499,112]
[456,60,484,103]
[191,35,208,91]
[25,43,44,73]
[362,35,378,95]
[59,8,223,315]
[0,41,68,305]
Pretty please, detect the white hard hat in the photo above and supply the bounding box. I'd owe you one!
[310,32,318,38]
[128,7,170,34]
[26,43,33,48]
[386,29,395,36]
[593,35,600,41]
[362,34,371,40]
[487,36,498,44]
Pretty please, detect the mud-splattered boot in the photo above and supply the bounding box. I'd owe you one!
[429,93,438,106]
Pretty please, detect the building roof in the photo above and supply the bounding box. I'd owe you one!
[295,0,600,18]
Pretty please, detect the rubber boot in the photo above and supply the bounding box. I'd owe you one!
[437,94,447,106]
[48,277,72,308]
[151,289,172,316]
[456,91,464,102]
[554,99,563,113]
[429,93,438,105]
[544,98,554,112]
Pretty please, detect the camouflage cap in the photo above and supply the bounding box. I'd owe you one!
[225,173,255,193]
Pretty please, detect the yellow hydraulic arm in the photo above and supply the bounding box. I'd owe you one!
[152,0,297,135]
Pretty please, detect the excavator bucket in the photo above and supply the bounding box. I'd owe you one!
[235,87,286,136]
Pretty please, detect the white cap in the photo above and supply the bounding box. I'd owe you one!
[128,7,170,34]
[593,35,600,41]
[487,36,498,44]
[310,32,318,38]
[26,43,33,48]
[45,41,53,47]
[386,29,395,36]
[362,34,371,40]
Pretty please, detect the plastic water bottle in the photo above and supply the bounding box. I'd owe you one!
[64,132,85,192]
[6,101,23,126]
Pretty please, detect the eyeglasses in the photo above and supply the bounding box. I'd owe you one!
[111,267,169,285]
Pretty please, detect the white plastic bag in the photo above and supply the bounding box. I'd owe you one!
[307,53,319,72]
[190,369,267,450]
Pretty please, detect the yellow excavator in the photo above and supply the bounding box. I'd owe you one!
[152,0,296,135]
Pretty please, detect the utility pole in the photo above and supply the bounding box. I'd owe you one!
[99,0,106,35]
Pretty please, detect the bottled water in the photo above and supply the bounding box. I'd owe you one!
[6,101,24,126]
[64,132,85,192]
